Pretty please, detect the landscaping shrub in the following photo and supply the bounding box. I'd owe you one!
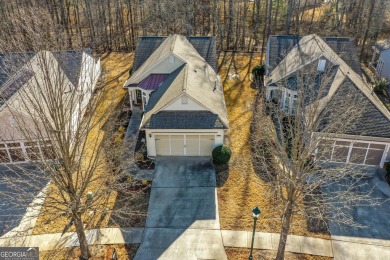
[373,78,389,94]
[212,145,232,164]
[252,64,265,83]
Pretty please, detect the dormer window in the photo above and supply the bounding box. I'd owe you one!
[181,96,188,104]
[317,59,326,72]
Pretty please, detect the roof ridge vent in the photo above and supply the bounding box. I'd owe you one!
[170,35,177,52]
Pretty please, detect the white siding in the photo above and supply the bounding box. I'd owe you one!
[162,95,206,111]
[149,54,185,75]
[378,50,390,81]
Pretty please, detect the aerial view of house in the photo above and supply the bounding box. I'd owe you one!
[0,1,390,260]
[124,35,228,157]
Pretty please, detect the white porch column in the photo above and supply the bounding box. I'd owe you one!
[129,89,133,110]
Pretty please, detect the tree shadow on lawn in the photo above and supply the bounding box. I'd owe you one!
[214,163,229,187]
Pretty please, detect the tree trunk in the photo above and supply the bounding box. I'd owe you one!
[359,0,376,60]
[276,200,294,260]
[227,0,234,50]
[286,0,294,35]
[273,0,280,33]
[73,213,90,259]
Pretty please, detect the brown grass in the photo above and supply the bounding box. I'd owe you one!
[32,52,147,235]
[217,52,329,239]
[40,244,138,260]
[225,247,332,260]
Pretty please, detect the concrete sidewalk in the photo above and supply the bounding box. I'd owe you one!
[0,227,144,251]
[124,106,142,152]
[222,230,390,259]
[222,230,333,257]
[1,227,390,259]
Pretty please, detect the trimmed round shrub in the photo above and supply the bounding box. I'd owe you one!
[252,64,265,82]
[212,145,232,164]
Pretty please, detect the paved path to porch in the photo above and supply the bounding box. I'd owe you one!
[125,106,142,152]
[134,157,228,260]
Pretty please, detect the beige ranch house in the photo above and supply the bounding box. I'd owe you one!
[124,35,228,157]
[0,50,100,164]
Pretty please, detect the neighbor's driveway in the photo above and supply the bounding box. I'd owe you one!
[0,164,48,235]
[134,157,227,260]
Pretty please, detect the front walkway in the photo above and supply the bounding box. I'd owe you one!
[124,106,142,152]
[134,157,227,260]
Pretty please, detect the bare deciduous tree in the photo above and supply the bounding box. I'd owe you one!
[0,41,146,259]
[252,62,378,259]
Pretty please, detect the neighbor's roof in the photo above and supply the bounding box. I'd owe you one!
[52,51,85,87]
[0,53,35,87]
[145,111,225,129]
[267,35,361,74]
[267,34,390,138]
[132,36,217,72]
[130,35,228,128]
[0,50,90,107]
[318,77,390,138]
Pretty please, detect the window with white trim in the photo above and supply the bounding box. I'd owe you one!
[317,59,326,72]
[0,140,55,164]
[283,89,298,114]
[317,139,388,166]
[376,58,384,76]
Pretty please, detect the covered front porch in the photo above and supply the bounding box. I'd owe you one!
[128,88,151,111]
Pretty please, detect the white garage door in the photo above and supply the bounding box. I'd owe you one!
[155,134,214,156]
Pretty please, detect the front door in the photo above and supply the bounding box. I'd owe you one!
[136,89,142,104]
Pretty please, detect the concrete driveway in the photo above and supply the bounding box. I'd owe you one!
[134,157,227,260]
[0,164,48,235]
[324,167,390,240]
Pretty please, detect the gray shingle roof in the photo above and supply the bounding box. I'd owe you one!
[318,78,390,138]
[0,53,34,87]
[133,35,228,129]
[267,35,361,75]
[0,69,35,106]
[271,60,339,105]
[1,51,85,89]
[145,111,226,129]
[133,36,217,72]
[144,65,185,113]
[267,34,390,140]
[52,51,84,87]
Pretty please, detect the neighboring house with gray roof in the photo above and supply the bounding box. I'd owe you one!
[371,38,390,82]
[0,50,100,164]
[124,34,228,157]
[265,35,361,75]
[265,34,390,168]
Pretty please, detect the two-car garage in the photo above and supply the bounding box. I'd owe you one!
[155,134,215,156]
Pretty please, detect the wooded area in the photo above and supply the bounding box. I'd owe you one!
[0,0,388,60]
